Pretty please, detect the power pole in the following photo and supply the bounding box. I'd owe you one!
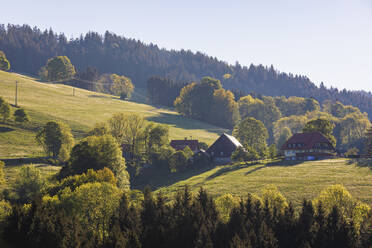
[73,87,75,96]
[15,81,18,107]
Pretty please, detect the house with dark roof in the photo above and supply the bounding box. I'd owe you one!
[281,132,335,160]
[207,133,242,163]
[170,139,200,153]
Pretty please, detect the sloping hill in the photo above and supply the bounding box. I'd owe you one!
[2,24,372,118]
[149,159,372,208]
[0,71,226,159]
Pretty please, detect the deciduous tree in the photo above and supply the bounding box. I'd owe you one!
[0,50,10,71]
[40,56,76,81]
[36,121,74,159]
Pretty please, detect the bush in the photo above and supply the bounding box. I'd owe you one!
[14,108,29,123]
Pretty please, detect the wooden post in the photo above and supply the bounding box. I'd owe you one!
[15,81,18,107]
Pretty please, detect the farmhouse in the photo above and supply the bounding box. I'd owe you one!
[281,131,335,160]
[170,138,200,153]
[207,133,242,163]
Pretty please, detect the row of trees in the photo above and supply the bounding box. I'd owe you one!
[172,76,370,152]
[2,24,372,117]
[1,180,371,248]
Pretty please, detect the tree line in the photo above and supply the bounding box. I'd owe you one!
[0,178,371,248]
[1,24,372,117]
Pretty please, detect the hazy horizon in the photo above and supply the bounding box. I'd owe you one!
[2,0,372,92]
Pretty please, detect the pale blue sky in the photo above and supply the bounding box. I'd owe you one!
[2,0,372,91]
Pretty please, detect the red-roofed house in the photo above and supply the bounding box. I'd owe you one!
[170,139,200,153]
[281,132,335,160]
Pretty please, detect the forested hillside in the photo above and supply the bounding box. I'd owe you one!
[1,24,372,117]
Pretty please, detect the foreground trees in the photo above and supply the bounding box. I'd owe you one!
[2,184,371,248]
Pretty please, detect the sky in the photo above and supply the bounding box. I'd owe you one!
[2,0,372,91]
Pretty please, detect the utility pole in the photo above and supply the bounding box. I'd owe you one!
[15,81,18,107]
[73,87,75,96]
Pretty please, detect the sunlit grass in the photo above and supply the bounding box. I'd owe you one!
[0,71,226,158]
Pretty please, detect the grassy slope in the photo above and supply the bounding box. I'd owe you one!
[0,71,226,158]
[153,159,372,208]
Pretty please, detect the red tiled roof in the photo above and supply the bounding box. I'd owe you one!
[170,140,199,151]
[281,132,334,150]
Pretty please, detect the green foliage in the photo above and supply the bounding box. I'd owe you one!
[183,145,194,159]
[54,168,117,193]
[211,88,240,128]
[169,150,188,172]
[199,141,209,150]
[149,145,175,168]
[345,147,359,157]
[175,76,238,128]
[148,124,169,149]
[365,126,372,157]
[268,144,277,158]
[274,96,320,116]
[313,184,371,230]
[45,182,121,245]
[14,165,45,203]
[65,134,129,189]
[239,95,281,142]
[0,161,5,185]
[88,122,111,137]
[261,185,288,214]
[303,118,336,147]
[108,113,146,157]
[214,193,240,223]
[231,146,260,162]
[40,56,76,81]
[0,200,11,224]
[0,98,11,123]
[13,108,29,123]
[0,50,10,71]
[276,127,292,151]
[35,121,74,160]
[233,117,268,155]
[110,74,134,100]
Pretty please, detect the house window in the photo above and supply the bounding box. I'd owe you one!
[288,144,292,148]
[220,152,224,156]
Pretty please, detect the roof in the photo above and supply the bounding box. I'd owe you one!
[206,133,242,157]
[223,133,243,148]
[170,139,199,151]
[281,132,334,150]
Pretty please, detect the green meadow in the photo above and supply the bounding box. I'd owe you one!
[0,70,226,159]
[0,71,372,208]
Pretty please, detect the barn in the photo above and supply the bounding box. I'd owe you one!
[207,133,242,163]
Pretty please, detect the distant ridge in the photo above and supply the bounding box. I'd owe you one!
[0,23,371,117]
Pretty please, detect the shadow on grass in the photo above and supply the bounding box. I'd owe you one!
[131,165,214,191]
[1,157,52,166]
[147,112,226,134]
[350,158,372,170]
[0,126,14,133]
[205,159,306,180]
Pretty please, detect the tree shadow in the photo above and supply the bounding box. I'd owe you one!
[147,112,227,134]
[352,158,372,170]
[206,162,258,180]
[0,126,14,133]
[131,165,214,191]
[1,157,52,166]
